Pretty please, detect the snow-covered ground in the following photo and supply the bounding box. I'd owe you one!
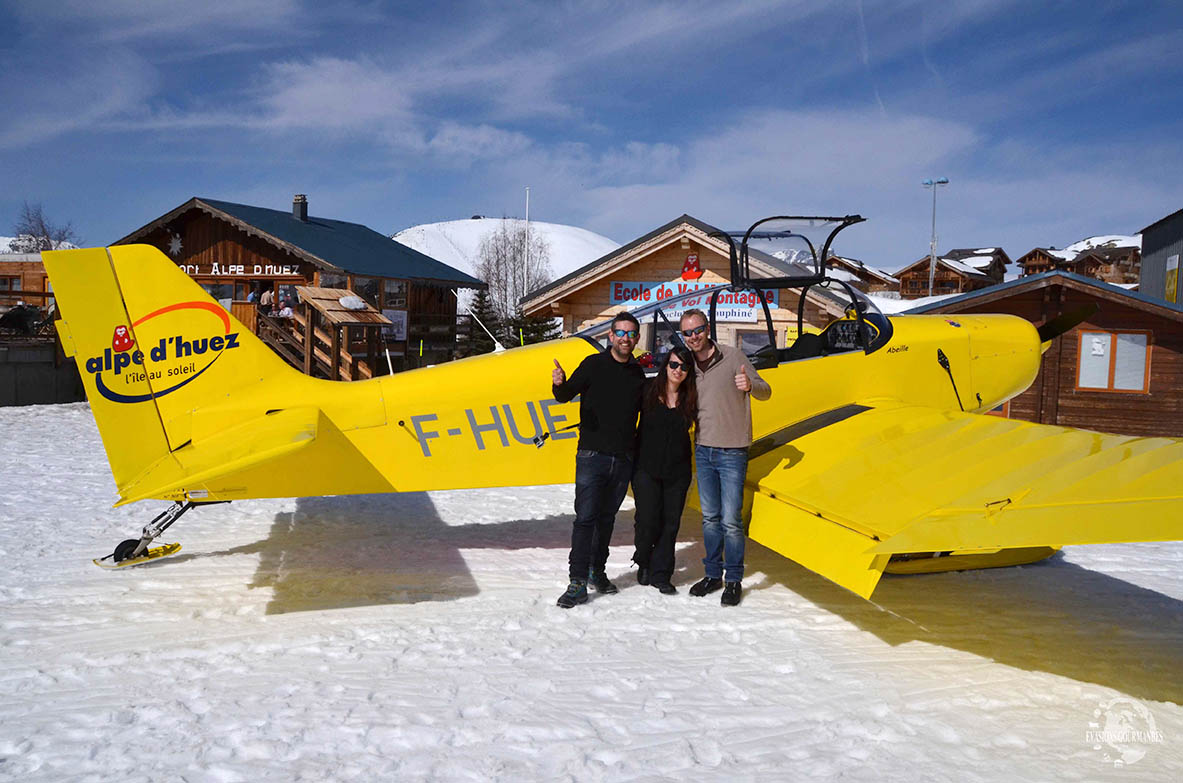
[392,218,619,283]
[2,403,1180,781]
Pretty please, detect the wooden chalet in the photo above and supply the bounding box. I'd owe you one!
[906,270,1183,438]
[827,255,899,293]
[520,215,848,355]
[1016,236,1141,285]
[1,253,86,406]
[116,196,484,376]
[895,248,1009,299]
[0,253,53,309]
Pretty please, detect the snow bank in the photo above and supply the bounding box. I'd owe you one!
[1,403,1180,780]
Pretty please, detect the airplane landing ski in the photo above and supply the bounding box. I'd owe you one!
[94,542,182,569]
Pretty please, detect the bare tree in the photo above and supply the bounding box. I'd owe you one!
[475,219,552,325]
[10,201,78,252]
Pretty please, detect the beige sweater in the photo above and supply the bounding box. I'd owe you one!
[693,344,771,448]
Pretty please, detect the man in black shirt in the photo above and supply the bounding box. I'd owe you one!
[551,312,645,608]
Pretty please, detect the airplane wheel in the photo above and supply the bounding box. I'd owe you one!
[113,539,143,562]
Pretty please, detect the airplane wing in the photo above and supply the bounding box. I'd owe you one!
[747,401,1183,599]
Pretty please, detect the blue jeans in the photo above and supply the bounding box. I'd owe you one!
[696,445,748,582]
[569,449,633,581]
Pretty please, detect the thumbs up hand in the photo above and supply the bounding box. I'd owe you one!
[735,364,752,392]
[552,358,566,386]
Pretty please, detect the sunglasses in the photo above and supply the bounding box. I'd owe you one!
[612,328,639,339]
[667,360,687,371]
[680,324,708,337]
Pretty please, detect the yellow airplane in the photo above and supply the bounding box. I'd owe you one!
[42,215,1182,597]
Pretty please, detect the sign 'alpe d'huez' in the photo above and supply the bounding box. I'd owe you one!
[609,280,778,323]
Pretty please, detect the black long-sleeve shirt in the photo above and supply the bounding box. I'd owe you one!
[553,349,644,456]
[636,397,693,480]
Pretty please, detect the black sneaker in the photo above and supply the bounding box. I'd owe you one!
[653,581,677,595]
[721,581,742,606]
[689,577,723,597]
[636,565,651,586]
[557,579,588,608]
[589,572,619,594]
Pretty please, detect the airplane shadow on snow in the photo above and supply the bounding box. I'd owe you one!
[742,540,1183,706]
[184,492,633,616]
[178,492,1180,705]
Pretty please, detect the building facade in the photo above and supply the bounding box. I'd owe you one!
[1016,236,1141,285]
[0,253,53,309]
[1139,209,1183,304]
[895,248,1009,299]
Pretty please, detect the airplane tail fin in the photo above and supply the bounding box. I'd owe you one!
[43,244,302,492]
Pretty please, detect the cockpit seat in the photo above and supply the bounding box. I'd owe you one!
[778,332,824,362]
[748,343,780,370]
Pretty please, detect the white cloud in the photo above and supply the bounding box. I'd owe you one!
[427,123,533,164]
[255,57,418,136]
[0,50,157,149]
[10,0,302,42]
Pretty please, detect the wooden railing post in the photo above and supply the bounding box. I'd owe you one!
[303,310,314,375]
[331,326,341,381]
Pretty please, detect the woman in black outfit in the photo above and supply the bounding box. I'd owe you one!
[632,346,697,594]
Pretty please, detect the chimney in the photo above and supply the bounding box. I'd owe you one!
[293,194,308,222]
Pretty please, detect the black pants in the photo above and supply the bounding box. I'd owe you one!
[569,450,633,581]
[631,467,691,584]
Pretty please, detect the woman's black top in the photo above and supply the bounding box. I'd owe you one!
[636,392,693,480]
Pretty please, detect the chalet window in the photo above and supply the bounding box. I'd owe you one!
[736,329,772,353]
[354,276,381,308]
[1076,330,1150,392]
[320,272,347,289]
[0,276,20,291]
[384,279,407,308]
[201,283,234,302]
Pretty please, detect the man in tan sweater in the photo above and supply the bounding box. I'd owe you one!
[679,309,771,606]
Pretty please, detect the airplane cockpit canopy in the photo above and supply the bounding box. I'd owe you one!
[575,213,892,372]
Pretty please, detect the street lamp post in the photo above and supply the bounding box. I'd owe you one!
[523,186,530,306]
[922,177,949,297]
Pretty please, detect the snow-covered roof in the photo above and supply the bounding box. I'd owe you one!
[1048,234,1141,262]
[826,267,859,283]
[956,255,995,270]
[0,235,77,253]
[939,257,990,278]
[896,247,1004,278]
[829,255,899,284]
[868,292,958,313]
[392,218,620,282]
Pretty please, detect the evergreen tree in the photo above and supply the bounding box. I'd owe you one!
[505,308,561,347]
[459,288,503,357]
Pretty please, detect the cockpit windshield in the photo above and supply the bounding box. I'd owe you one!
[572,212,887,370]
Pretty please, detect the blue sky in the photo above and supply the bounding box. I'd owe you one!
[2,0,1181,270]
